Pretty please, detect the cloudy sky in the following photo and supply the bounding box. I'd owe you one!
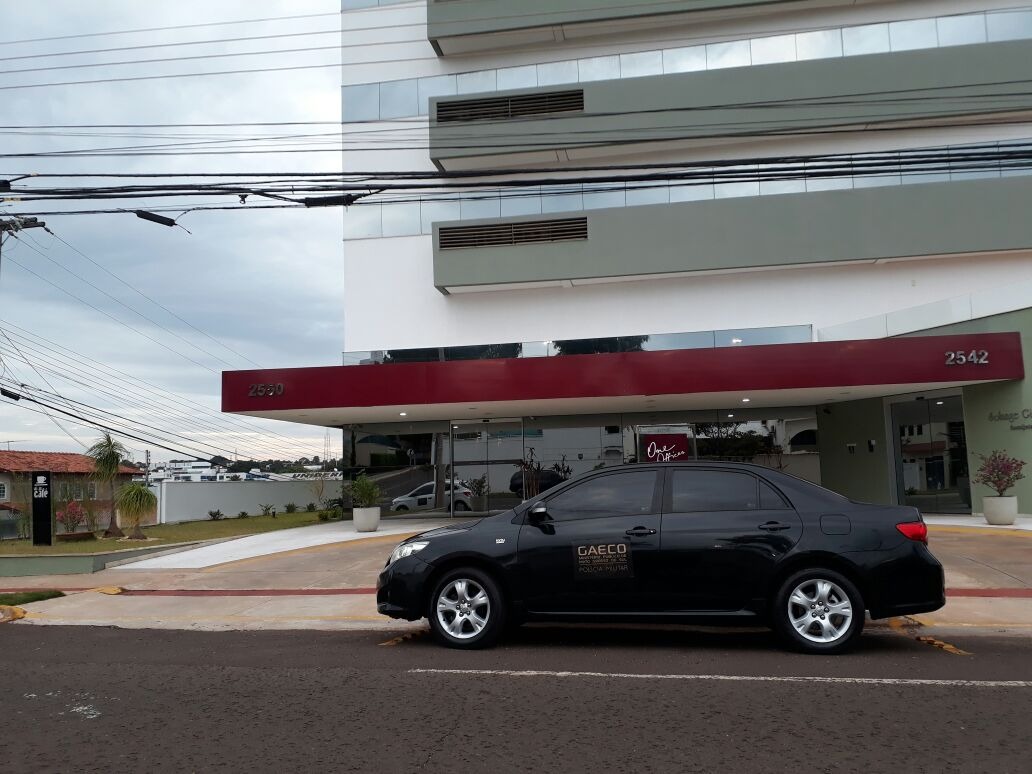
[1,0,344,463]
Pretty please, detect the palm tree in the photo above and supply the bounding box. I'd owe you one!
[86,432,130,538]
[114,483,157,540]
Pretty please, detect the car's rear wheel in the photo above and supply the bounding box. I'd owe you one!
[454,501,469,512]
[773,568,864,655]
[428,568,505,649]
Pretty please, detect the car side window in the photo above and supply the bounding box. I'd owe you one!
[670,470,758,512]
[544,471,657,521]
[759,479,790,509]
[411,484,433,497]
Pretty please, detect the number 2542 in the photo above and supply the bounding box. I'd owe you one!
[945,350,989,365]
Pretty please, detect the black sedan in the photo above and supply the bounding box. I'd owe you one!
[377,462,944,654]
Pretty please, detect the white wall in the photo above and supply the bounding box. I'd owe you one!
[343,242,1032,351]
[158,480,342,524]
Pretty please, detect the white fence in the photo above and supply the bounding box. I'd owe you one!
[157,480,344,524]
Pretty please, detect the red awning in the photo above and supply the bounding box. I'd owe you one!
[222,332,1023,426]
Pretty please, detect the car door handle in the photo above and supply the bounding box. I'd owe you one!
[758,521,791,532]
[625,527,657,537]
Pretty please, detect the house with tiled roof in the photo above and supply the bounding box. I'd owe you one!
[0,451,137,539]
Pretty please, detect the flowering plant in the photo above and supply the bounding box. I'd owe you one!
[973,450,1026,497]
[56,500,87,533]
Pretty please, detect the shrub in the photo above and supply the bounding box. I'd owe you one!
[318,511,331,522]
[258,503,274,517]
[208,509,225,521]
[57,501,87,533]
[237,511,249,519]
[467,475,488,498]
[348,474,382,508]
[306,502,317,512]
[974,450,1027,497]
[83,500,100,534]
[284,502,298,514]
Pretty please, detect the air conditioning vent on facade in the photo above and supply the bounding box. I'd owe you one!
[438,217,589,250]
[435,90,585,123]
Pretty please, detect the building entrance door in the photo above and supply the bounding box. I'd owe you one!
[448,418,524,514]
[891,395,971,514]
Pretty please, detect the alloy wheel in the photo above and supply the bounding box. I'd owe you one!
[786,578,854,644]
[436,578,491,640]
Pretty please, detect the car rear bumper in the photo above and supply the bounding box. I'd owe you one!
[377,556,434,621]
[862,543,946,619]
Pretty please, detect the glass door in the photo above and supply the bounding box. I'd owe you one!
[891,395,970,514]
[448,418,524,514]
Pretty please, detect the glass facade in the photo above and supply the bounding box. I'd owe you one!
[891,395,971,514]
[342,8,1032,122]
[343,324,813,367]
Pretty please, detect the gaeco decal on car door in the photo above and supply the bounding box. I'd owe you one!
[573,543,633,579]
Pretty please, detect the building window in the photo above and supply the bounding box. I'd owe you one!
[0,482,6,500]
[87,482,97,500]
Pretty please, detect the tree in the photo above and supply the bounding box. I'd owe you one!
[114,483,157,540]
[86,432,130,538]
[552,336,649,356]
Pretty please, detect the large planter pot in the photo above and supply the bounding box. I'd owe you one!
[983,496,1018,526]
[353,506,381,533]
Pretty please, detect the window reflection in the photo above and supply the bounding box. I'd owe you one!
[345,9,1032,122]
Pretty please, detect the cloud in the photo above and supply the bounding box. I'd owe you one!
[0,0,344,461]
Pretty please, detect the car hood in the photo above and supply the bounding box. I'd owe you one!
[408,520,481,541]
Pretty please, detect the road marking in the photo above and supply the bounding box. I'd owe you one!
[408,668,1032,688]
[928,526,1032,539]
[916,635,971,656]
[888,616,970,655]
[380,630,428,647]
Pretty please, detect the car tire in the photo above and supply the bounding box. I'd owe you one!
[772,568,864,655]
[394,505,408,512]
[454,501,469,512]
[427,567,505,650]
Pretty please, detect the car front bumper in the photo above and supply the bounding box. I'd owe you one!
[377,555,434,621]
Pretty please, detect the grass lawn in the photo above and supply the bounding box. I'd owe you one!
[0,511,341,555]
[0,590,64,605]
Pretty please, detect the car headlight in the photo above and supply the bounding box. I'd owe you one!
[389,540,429,565]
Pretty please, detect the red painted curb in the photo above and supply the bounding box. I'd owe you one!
[5,587,1029,599]
[946,588,1032,599]
[119,588,378,597]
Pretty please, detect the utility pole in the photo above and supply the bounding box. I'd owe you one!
[145,449,152,486]
[0,216,47,279]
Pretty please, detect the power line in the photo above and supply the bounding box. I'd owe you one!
[0,319,323,456]
[0,335,318,461]
[0,60,343,91]
[0,11,340,46]
[46,228,262,368]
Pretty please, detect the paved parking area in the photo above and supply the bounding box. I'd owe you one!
[3,521,1030,635]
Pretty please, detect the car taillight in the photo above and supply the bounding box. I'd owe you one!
[896,521,928,544]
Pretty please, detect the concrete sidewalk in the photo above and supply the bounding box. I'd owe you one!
[121,518,451,570]
[4,521,1030,636]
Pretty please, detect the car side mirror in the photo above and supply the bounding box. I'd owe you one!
[528,502,549,522]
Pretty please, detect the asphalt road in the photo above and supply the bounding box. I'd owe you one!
[4,624,1031,773]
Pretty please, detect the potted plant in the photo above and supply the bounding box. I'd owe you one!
[349,474,382,532]
[973,450,1026,525]
[467,474,488,511]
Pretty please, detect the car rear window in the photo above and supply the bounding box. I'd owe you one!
[670,470,759,512]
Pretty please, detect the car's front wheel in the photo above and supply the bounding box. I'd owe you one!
[394,505,408,512]
[428,568,505,649]
[773,568,864,654]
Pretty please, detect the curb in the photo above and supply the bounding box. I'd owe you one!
[0,605,26,623]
